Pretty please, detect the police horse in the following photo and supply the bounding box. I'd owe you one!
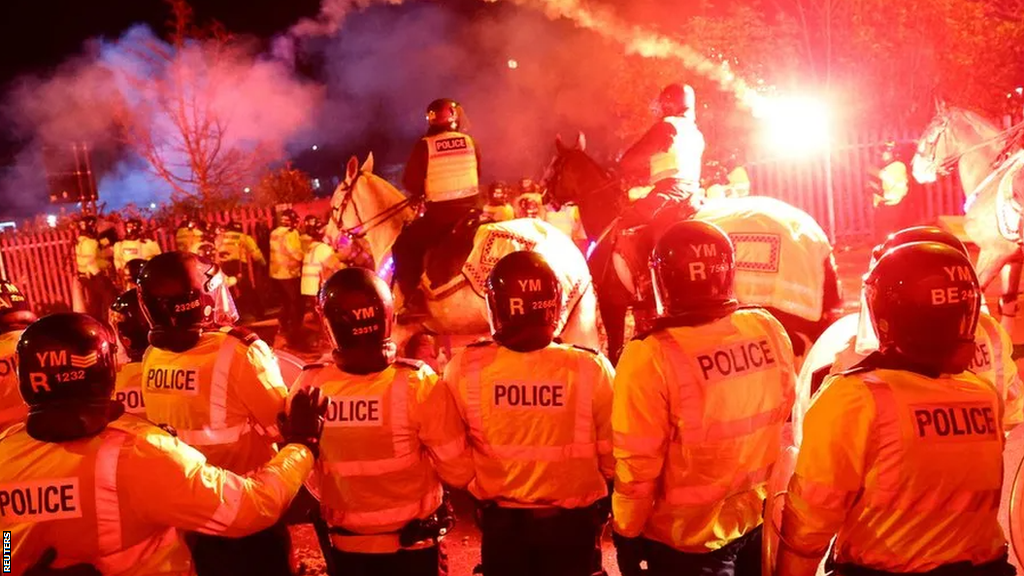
[911,103,1024,335]
[543,133,843,363]
[323,153,603,355]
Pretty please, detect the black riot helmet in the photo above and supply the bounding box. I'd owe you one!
[77,215,97,237]
[18,313,121,442]
[304,215,324,240]
[125,258,147,288]
[870,226,968,269]
[485,251,563,352]
[227,220,244,233]
[0,280,37,333]
[865,242,980,375]
[650,220,738,324]
[124,218,143,240]
[137,251,238,352]
[658,83,696,118]
[318,267,396,374]
[427,98,463,131]
[279,209,299,230]
[110,289,149,363]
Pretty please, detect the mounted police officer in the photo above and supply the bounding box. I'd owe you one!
[293,267,471,576]
[777,242,1013,576]
[394,98,483,321]
[444,251,615,576]
[612,221,795,576]
[617,83,706,230]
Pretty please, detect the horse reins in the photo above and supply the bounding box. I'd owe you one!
[333,172,416,238]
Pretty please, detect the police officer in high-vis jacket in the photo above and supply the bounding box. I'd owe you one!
[394,98,483,320]
[0,280,36,432]
[271,209,305,348]
[612,221,796,576]
[444,251,615,576]
[112,218,161,284]
[617,83,706,230]
[795,226,1023,446]
[109,289,149,416]
[292,267,472,576]
[136,251,294,575]
[777,242,1013,576]
[0,312,327,576]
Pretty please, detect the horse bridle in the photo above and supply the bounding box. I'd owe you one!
[543,150,621,207]
[921,110,1023,177]
[331,170,416,239]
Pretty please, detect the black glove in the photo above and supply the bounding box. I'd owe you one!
[24,548,101,576]
[612,531,648,576]
[278,386,328,458]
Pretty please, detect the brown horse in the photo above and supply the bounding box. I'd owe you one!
[911,104,1024,333]
[543,133,843,363]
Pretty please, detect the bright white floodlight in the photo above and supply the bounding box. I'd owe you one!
[756,95,831,157]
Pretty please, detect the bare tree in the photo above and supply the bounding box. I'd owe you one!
[114,0,270,211]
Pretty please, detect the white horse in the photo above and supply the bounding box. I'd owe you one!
[325,153,603,352]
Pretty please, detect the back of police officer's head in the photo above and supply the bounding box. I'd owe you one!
[650,220,739,327]
[110,289,149,363]
[0,280,37,334]
[870,226,968,269]
[18,313,121,443]
[137,251,238,353]
[866,241,980,375]
[485,251,564,353]
[319,267,396,375]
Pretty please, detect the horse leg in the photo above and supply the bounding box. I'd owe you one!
[557,282,604,354]
[999,253,1024,335]
[598,289,628,364]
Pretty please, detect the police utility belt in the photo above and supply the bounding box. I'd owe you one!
[328,494,455,550]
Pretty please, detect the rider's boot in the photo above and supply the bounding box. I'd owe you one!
[397,289,430,323]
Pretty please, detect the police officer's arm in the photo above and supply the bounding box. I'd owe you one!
[284,230,304,263]
[236,339,289,441]
[402,140,429,199]
[113,242,125,272]
[244,235,266,266]
[143,240,161,260]
[124,430,314,537]
[777,376,873,576]
[617,122,675,180]
[412,365,474,488]
[611,340,670,537]
[591,353,616,479]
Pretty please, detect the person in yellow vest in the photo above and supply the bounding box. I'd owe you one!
[293,267,472,576]
[0,280,36,432]
[136,251,296,575]
[216,220,266,321]
[175,217,204,252]
[515,192,544,219]
[75,216,117,323]
[445,251,615,576]
[112,219,161,286]
[795,226,1023,442]
[0,311,329,576]
[301,215,335,303]
[870,142,910,242]
[483,182,515,223]
[109,289,149,416]
[394,98,483,321]
[617,83,706,230]
[612,221,796,576]
[544,200,588,252]
[777,242,1013,576]
[270,209,305,349]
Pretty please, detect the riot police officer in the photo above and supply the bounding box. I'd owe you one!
[112,218,161,283]
[270,209,305,348]
[137,251,294,575]
[292,267,471,576]
[483,182,515,223]
[444,251,615,576]
[777,242,1012,576]
[0,280,36,431]
[0,312,326,576]
[612,221,796,576]
[109,289,149,415]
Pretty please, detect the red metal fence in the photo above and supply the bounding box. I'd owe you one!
[748,129,964,246]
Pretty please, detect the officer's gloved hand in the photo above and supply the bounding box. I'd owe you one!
[612,531,648,576]
[24,548,101,576]
[279,386,328,458]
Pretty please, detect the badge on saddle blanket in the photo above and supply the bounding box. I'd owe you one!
[461,219,591,331]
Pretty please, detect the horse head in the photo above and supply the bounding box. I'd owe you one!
[326,152,415,269]
[912,104,1003,186]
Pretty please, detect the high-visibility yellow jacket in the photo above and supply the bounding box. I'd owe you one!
[216,231,265,265]
[0,329,25,432]
[0,415,313,576]
[780,367,1007,573]
[75,236,100,277]
[482,203,515,223]
[301,241,335,297]
[270,227,303,280]
[114,362,146,416]
[444,341,615,508]
[112,239,161,272]
[612,308,796,552]
[294,359,472,553]
[649,116,705,187]
[141,327,288,474]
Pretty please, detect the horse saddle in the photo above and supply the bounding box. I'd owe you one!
[608,201,697,301]
[422,208,484,295]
